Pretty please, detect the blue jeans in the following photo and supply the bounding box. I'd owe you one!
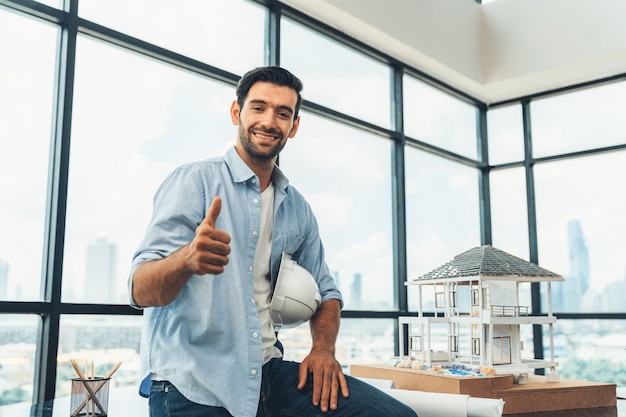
[149,358,417,417]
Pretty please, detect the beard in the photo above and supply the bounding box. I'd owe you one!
[238,124,287,160]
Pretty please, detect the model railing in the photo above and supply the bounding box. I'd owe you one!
[491,305,529,317]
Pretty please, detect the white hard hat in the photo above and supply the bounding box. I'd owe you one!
[270,252,322,329]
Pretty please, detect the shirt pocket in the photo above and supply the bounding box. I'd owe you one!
[274,228,305,256]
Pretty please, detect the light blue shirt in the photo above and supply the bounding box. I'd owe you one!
[129,147,342,417]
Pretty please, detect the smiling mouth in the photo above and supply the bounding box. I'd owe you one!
[252,130,281,141]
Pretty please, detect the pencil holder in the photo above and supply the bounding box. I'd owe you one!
[70,377,110,416]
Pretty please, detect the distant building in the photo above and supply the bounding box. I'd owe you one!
[351,273,362,309]
[564,220,590,312]
[332,270,341,294]
[0,258,8,300]
[552,220,590,312]
[84,235,117,303]
[580,265,626,312]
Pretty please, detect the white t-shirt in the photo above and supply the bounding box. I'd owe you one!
[253,183,283,364]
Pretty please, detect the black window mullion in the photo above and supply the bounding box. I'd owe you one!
[264,0,280,66]
[390,66,407,310]
[33,0,79,403]
[390,66,408,357]
[522,99,545,372]
[477,106,492,245]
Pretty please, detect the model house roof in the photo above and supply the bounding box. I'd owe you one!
[412,245,564,283]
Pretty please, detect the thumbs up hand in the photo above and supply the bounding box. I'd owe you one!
[185,196,231,275]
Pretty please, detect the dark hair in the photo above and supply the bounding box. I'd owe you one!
[236,66,303,119]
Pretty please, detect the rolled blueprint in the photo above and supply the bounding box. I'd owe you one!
[357,377,504,417]
[380,388,504,417]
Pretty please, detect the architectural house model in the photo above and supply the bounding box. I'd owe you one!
[399,245,564,383]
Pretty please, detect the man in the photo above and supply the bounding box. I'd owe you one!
[129,66,417,417]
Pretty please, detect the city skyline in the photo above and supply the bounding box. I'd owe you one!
[1,218,626,312]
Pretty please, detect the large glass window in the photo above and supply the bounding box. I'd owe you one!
[404,75,478,160]
[337,319,396,368]
[404,147,481,310]
[280,18,391,129]
[532,81,626,157]
[549,319,626,387]
[534,151,626,313]
[0,10,57,302]
[0,315,39,406]
[279,112,394,310]
[489,167,531,307]
[280,318,396,370]
[62,35,235,304]
[78,0,265,76]
[487,104,524,165]
[56,315,142,397]
[35,0,60,8]
[490,167,529,261]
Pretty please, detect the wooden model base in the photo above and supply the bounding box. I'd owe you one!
[350,364,617,415]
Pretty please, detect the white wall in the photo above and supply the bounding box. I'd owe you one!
[281,0,485,98]
[280,0,626,103]
[482,0,626,101]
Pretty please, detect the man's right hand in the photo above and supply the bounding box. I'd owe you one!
[132,196,232,307]
[185,196,232,275]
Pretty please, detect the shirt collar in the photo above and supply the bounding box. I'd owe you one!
[223,147,290,193]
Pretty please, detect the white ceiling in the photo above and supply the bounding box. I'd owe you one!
[279,0,626,104]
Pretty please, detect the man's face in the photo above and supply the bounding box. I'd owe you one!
[231,81,300,161]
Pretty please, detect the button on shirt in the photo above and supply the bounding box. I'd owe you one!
[128,147,342,417]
